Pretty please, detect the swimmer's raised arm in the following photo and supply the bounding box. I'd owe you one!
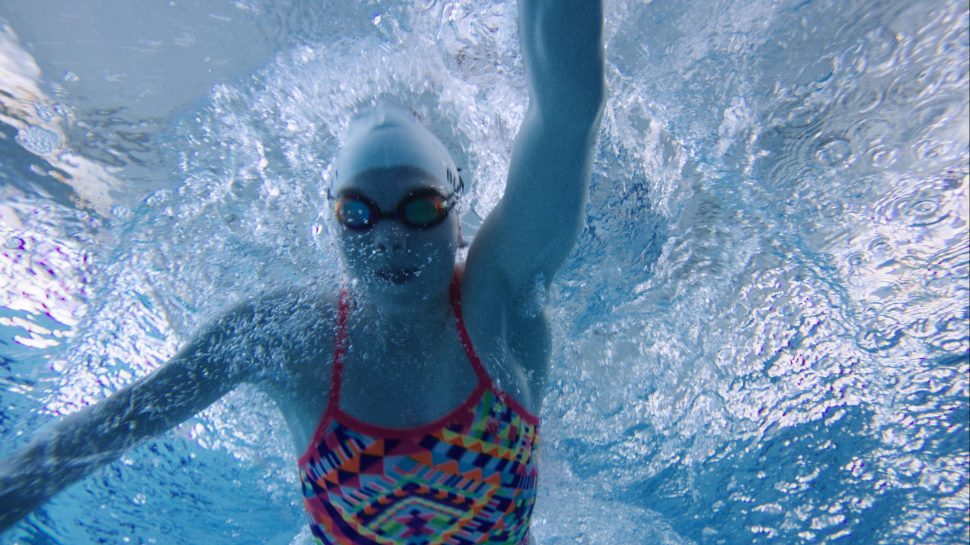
[466,0,605,293]
[0,304,260,532]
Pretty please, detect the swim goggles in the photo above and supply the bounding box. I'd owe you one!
[331,189,458,231]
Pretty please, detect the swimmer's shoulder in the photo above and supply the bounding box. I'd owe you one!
[208,286,340,384]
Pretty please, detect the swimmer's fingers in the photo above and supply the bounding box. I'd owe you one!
[0,489,35,533]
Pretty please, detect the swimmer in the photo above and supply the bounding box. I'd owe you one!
[0,1,604,542]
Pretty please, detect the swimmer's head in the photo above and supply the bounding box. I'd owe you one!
[329,104,463,300]
[332,104,463,197]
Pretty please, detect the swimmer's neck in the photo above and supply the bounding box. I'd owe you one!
[354,283,453,340]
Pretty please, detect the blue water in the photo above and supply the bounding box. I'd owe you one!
[0,0,967,544]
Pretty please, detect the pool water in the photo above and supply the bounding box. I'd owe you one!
[0,0,967,544]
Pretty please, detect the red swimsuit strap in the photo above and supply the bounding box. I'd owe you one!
[449,275,492,386]
[327,289,350,412]
[451,276,541,426]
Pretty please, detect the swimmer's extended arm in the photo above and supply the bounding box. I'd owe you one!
[0,306,257,532]
[467,0,605,292]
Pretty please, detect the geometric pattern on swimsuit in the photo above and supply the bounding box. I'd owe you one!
[297,278,539,545]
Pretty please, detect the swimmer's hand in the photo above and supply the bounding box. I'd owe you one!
[0,303,261,533]
[0,444,50,532]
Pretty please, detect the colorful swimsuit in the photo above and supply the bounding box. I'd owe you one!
[297,279,540,545]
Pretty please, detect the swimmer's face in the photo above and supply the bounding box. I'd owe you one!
[332,166,459,299]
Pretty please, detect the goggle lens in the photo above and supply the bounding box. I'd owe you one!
[333,191,452,230]
[335,198,374,229]
[402,196,444,226]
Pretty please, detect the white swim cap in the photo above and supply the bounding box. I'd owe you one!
[333,104,462,195]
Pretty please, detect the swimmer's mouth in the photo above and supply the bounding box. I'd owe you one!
[376,268,418,284]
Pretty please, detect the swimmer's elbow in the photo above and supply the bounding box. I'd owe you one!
[529,64,605,140]
[575,81,606,135]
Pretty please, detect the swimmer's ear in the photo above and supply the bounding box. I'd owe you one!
[324,168,337,201]
[456,168,465,196]
[454,169,467,249]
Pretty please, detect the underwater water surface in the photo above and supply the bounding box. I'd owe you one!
[0,0,967,544]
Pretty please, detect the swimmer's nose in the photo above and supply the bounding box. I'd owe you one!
[372,223,407,255]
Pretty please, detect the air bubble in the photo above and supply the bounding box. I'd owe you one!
[840,86,883,114]
[786,106,816,127]
[852,117,895,143]
[4,237,26,251]
[910,199,940,218]
[16,126,61,154]
[34,103,55,122]
[111,206,133,220]
[145,190,172,207]
[867,237,892,258]
[814,138,852,166]
[915,139,956,161]
[881,189,947,227]
[887,74,925,106]
[863,27,899,69]
[868,144,898,169]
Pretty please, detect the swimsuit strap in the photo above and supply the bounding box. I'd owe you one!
[449,275,492,386]
[327,289,350,412]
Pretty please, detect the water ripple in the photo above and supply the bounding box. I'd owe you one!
[0,0,967,543]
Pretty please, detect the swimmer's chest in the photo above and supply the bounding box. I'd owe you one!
[337,321,480,425]
[271,305,547,455]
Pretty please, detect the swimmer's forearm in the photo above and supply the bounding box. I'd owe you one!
[519,0,605,123]
[0,379,181,531]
